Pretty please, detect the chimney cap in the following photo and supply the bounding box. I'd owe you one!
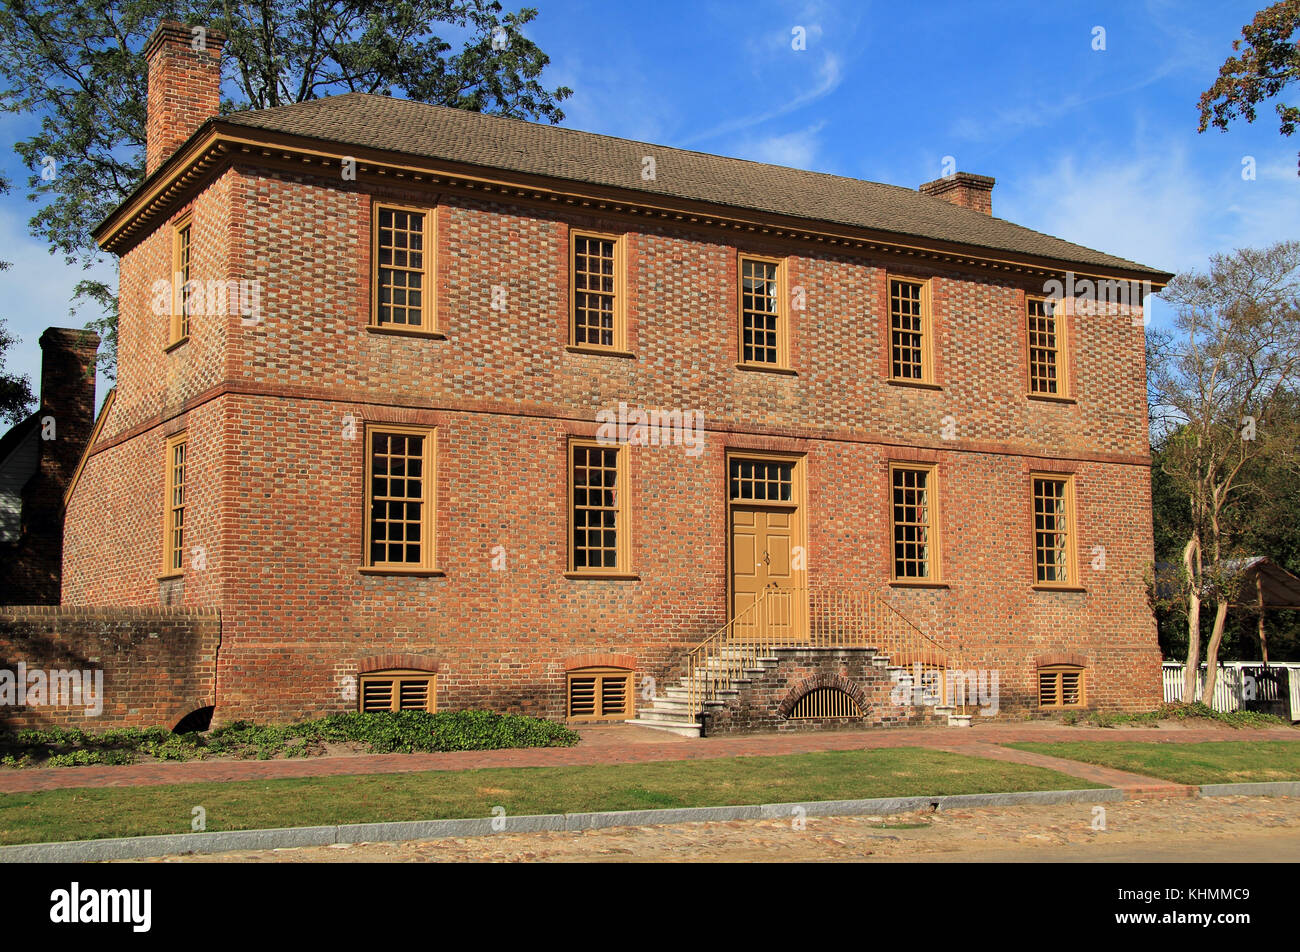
[39,327,100,352]
[144,19,226,60]
[919,171,996,195]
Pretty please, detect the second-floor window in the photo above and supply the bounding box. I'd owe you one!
[373,204,432,331]
[1032,474,1077,586]
[170,216,192,346]
[364,426,435,571]
[889,277,931,382]
[570,231,624,351]
[738,255,785,367]
[1027,296,1067,396]
[162,433,187,576]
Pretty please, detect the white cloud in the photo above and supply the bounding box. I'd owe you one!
[731,121,827,169]
[679,52,843,146]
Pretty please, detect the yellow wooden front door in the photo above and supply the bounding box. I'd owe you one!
[731,507,795,616]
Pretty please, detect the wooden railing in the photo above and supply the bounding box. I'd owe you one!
[685,585,960,718]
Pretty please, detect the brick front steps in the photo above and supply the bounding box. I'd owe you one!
[628,646,956,737]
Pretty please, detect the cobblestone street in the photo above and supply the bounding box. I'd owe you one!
[130,795,1300,863]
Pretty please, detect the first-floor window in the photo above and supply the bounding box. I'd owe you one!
[569,440,628,573]
[1032,474,1076,585]
[891,464,938,580]
[162,432,187,575]
[1038,665,1085,708]
[365,426,435,570]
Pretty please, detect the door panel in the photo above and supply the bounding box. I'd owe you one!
[731,506,796,615]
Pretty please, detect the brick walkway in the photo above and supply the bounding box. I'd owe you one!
[3,720,1295,795]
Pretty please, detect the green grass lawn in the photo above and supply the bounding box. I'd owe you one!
[0,747,1103,846]
[1006,741,1300,785]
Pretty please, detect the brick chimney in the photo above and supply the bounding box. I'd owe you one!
[144,20,225,176]
[37,328,100,484]
[919,172,996,216]
[0,328,99,604]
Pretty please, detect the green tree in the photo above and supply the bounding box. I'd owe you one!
[1148,241,1300,701]
[0,173,37,425]
[1198,1,1300,173]
[0,0,572,377]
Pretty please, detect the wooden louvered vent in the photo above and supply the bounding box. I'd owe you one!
[1038,665,1084,709]
[567,668,633,721]
[790,687,863,719]
[359,670,437,713]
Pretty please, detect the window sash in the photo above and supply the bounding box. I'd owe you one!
[1032,476,1075,584]
[364,426,435,569]
[570,232,623,350]
[373,204,432,330]
[569,440,628,572]
[891,465,935,580]
[162,434,187,575]
[1027,297,1064,395]
[728,457,794,503]
[171,218,192,344]
[889,277,929,381]
[738,256,784,366]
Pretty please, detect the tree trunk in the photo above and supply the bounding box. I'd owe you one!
[1202,600,1230,706]
[1182,538,1202,701]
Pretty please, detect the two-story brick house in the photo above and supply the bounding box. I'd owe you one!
[61,22,1170,733]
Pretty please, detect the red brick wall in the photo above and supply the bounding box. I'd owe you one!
[0,606,219,731]
[63,161,1163,725]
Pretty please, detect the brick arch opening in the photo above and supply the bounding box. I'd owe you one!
[356,654,440,674]
[777,673,869,719]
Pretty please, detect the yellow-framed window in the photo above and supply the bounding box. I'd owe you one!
[363,425,435,570]
[1031,474,1077,585]
[568,439,629,574]
[888,276,932,382]
[359,670,437,712]
[890,463,940,581]
[1027,296,1067,396]
[372,203,433,331]
[161,432,187,576]
[738,254,786,367]
[170,215,192,345]
[569,230,625,351]
[1038,665,1086,708]
[567,667,633,721]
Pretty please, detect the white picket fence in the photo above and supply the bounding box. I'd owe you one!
[1163,661,1300,722]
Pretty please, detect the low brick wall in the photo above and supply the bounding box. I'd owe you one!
[701,647,944,735]
[0,606,220,731]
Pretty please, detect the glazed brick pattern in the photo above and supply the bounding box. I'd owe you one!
[0,606,218,730]
[64,159,1163,726]
[701,648,946,735]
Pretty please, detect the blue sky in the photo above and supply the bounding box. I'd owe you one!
[2,0,1297,402]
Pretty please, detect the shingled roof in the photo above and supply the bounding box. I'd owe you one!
[216,92,1168,280]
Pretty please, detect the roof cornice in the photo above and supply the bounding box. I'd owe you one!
[94,121,1173,288]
